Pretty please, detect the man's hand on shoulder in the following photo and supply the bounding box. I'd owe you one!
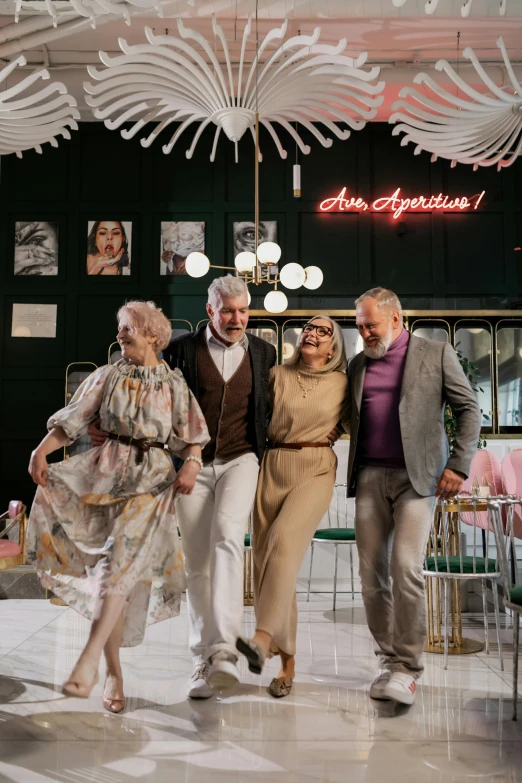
[436,468,466,499]
[88,417,109,447]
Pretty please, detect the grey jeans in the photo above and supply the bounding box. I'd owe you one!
[355,466,436,676]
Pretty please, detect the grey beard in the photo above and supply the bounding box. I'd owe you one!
[215,323,245,343]
[363,329,393,359]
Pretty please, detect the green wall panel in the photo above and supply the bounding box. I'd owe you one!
[1,121,522,508]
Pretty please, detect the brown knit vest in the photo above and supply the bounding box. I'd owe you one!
[197,338,255,463]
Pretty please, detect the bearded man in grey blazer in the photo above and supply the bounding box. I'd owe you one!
[346,287,481,706]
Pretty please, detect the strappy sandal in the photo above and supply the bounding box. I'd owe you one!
[103,696,125,714]
[268,677,293,698]
[236,637,265,674]
[103,676,125,714]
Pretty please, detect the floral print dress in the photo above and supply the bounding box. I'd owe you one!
[27,360,209,647]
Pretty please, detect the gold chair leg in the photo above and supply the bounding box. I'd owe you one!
[244,549,254,607]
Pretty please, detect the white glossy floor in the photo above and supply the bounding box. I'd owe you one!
[0,596,521,783]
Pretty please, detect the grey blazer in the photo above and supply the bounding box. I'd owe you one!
[345,333,482,498]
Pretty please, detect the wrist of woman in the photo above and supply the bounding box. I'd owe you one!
[184,454,203,470]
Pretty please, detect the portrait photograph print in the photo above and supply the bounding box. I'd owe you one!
[233,220,278,272]
[160,221,205,276]
[86,220,132,276]
[14,221,59,276]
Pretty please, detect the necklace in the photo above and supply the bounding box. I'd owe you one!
[296,370,322,398]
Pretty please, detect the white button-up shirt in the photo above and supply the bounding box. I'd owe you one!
[206,324,248,382]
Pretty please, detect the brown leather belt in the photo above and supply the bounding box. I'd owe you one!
[267,441,332,450]
[108,433,169,463]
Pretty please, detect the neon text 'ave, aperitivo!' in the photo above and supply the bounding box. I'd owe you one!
[319,187,486,220]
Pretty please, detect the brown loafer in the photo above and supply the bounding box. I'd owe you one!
[268,677,293,698]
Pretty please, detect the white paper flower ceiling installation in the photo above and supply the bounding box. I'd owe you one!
[84,17,385,160]
[14,0,166,29]
[389,37,522,171]
[391,0,508,16]
[0,56,80,158]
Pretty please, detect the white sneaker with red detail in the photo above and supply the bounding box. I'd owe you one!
[369,670,392,700]
[383,672,417,705]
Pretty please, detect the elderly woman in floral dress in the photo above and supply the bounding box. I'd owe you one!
[27,301,209,713]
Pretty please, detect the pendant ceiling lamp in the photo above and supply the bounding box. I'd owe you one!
[389,36,522,171]
[391,0,508,16]
[84,16,385,161]
[184,112,324,314]
[0,56,79,158]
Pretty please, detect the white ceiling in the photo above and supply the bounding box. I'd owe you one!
[0,0,520,119]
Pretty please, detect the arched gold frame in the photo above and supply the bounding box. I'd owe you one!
[454,318,494,430]
[494,318,522,433]
[409,317,451,341]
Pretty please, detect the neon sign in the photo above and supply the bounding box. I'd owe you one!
[319,187,486,220]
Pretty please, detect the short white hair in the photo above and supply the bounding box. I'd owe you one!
[355,287,403,317]
[208,275,248,309]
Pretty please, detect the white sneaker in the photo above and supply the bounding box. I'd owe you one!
[369,670,392,700]
[383,672,417,705]
[187,663,213,700]
[207,651,240,692]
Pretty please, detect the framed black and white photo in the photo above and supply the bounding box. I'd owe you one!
[233,220,278,272]
[86,220,132,276]
[14,221,59,276]
[160,221,205,276]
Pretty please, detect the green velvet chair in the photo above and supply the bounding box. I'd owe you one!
[306,483,356,611]
[423,497,503,672]
[490,498,522,720]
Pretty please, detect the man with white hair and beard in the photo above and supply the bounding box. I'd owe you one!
[162,276,276,696]
[345,287,481,706]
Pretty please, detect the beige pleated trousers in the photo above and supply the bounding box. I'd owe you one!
[252,363,347,656]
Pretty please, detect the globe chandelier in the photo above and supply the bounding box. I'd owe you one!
[389,36,522,171]
[391,0,508,16]
[0,56,79,157]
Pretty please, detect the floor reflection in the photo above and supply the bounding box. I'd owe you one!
[0,596,521,782]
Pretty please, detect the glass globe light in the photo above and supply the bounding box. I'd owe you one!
[234,251,256,273]
[257,241,281,266]
[303,265,323,290]
[264,289,288,314]
[280,262,306,290]
[185,252,210,278]
[247,287,251,305]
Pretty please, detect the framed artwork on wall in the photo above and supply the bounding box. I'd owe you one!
[160,221,205,276]
[86,220,132,276]
[233,220,278,273]
[14,221,59,276]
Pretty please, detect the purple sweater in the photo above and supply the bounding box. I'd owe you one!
[357,328,410,469]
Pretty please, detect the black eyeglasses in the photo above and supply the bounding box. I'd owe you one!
[302,324,333,338]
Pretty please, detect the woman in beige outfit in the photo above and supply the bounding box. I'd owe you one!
[237,316,348,697]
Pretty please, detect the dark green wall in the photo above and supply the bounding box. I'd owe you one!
[1,121,521,507]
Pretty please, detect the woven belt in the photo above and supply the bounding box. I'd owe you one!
[267,441,332,450]
[108,433,169,463]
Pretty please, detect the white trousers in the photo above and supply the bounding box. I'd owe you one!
[176,452,260,664]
